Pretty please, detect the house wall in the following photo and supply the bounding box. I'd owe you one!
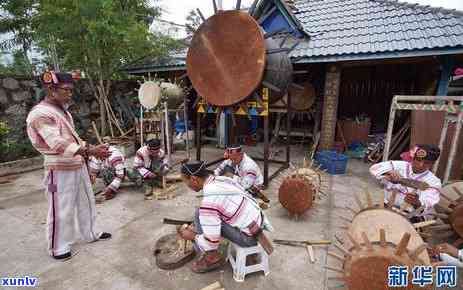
[338,60,439,133]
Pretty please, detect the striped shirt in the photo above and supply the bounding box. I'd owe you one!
[214,153,263,190]
[133,146,168,178]
[26,101,85,170]
[88,146,125,191]
[370,160,441,217]
[196,175,263,252]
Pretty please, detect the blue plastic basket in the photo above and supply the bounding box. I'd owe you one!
[315,150,349,175]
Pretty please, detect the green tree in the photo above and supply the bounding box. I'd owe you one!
[0,49,36,75]
[0,0,38,76]
[35,0,179,135]
[185,9,202,39]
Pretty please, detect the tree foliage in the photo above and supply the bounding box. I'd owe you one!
[0,0,38,76]
[185,9,202,39]
[32,0,180,134]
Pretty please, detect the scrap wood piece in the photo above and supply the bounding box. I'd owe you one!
[199,281,222,290]
[413,220,437,229]
[92,121,103,144]
[306,245,315,263]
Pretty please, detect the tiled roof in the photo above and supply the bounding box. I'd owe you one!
[124,0,463,73]
[291,0,463,62]
[122,49,188,73]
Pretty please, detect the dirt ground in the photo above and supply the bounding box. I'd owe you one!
[0,145,461,290]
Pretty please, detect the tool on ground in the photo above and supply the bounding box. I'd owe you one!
[274,239,331,264]
[163,218,193,225]
[249,186,270,203]
[198,281,223,290]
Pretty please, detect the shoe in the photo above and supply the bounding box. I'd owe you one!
[53,252,72,261]
[98,232,112,240]
[104,191,116,200]
[191,251,225,273]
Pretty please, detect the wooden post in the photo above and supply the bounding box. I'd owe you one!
[433,113,450,173]
[383,96,397,161]
[140,107,144,146]
[183,97,191,159]
[286,92,291,165]
[196,112,201,161]
[436,55,455,97]
[164,102,171,161]
[264,113,269,187]
[444,112,463,183]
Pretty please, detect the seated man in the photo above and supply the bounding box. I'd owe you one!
[214,144,264,198]
[133,139,169,193]
[369,144,441,222]
[89,140,126,201]
[431,243,463,267]
[179,161,273,273]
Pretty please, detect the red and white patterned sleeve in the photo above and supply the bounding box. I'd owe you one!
[195,197,223,252]
[133,149,151,178]
[88,156,101,175]
[30,116,81,157]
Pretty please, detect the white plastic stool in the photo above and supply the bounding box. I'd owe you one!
[227,242,270,282]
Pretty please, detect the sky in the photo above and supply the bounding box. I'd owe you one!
[157,0,463,31]
[2,0,463,64]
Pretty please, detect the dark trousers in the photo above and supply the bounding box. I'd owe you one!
[193,208,257,251]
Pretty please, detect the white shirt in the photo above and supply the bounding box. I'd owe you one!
[440,250,463,268]
[214,153,263,190]
[370,160,441,217]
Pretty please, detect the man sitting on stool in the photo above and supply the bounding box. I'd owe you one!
[133,139,169,196]
[369,144,441,222]
[179,161,273,273]
[431,243,463,268]
[214,144,266,201]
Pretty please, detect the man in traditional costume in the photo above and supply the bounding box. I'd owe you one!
[178,161,273,273]
[89,138,126,201]
[369,144,441,222]
[133,138,169,195]
[431,243,463,267]
[26,71,112,261]
[214,144,265,199]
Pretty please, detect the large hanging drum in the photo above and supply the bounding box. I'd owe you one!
[187,10,292,106]
[160,82,184,109]
[282,81,316,111]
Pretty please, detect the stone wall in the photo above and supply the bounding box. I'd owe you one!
[0,76,41,146]
[0,75,139,152]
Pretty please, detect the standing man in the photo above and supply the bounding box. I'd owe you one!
[89,138,126,201]
[214,144,264,198]
[133,139,169,194]
[369,144,441,221]
[26,71,112,261]
[179,161,273,273]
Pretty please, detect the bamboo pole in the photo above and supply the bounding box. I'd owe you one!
[444,112,463,183]
[92,121,103,144]
[104,96,125,136]
[433,113,450,173]
[383,97,397,161]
